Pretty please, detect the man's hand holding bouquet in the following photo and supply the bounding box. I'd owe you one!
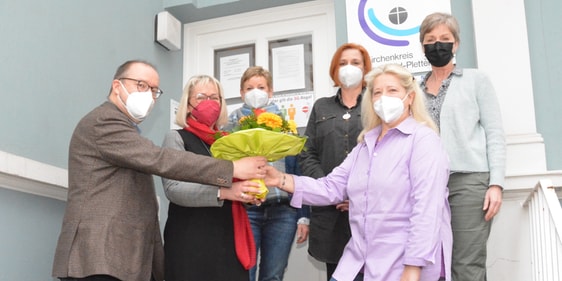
[211,109,306,199]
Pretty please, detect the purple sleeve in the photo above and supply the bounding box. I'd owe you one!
[403,129,450,266]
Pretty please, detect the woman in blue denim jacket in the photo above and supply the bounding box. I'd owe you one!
[227,66,310,281]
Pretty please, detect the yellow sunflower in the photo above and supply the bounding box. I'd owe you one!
[287,120,297,134]
[239,115,251,123]
[256,112,283,129]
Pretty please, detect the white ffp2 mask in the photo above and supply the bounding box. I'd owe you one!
[119,81,154,122]
[338,64,363,88]
[373,94,409,124]
[244,89,269,108]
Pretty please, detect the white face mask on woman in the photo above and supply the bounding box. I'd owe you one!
[338,64,363,88]
[244,88,269,108]
[119,81,154,122]
[373,94,409,124]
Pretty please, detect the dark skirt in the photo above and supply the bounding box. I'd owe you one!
[164,200,248,281]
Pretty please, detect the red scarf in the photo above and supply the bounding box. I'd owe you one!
[185,117,227,145]
[231,179,257,270]
[184,119,256,270]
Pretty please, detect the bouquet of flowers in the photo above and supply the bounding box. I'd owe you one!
[211,109,306,199]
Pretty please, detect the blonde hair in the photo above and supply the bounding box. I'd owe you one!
[358,64,438,142]
[175,75,228,128]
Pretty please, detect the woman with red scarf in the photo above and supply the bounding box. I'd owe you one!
[160,75,263,281]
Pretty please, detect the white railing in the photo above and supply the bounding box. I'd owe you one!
[523,179,562,281]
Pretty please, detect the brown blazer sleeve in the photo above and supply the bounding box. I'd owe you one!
[92,102,233,187]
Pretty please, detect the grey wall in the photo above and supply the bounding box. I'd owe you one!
[0,0,181,279]
[524,0,562,170]
[450,0,477,68]
[0,0,561,279]
[0,188,66,281]
[0,0,183,168]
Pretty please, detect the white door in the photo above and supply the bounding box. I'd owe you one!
[183,0,336,127]
[182,1,335,280]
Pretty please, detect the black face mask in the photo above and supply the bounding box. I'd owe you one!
[424,41,454,67]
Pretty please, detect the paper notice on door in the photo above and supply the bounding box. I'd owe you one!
[272,44,305,92]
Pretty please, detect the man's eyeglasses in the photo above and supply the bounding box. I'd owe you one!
[119,78,164,99]
[195,93,221,101]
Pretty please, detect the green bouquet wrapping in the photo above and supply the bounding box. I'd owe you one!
[211,128,306,162]
[210,110,307,199]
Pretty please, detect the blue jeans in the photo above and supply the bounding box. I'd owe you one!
[247,203,297,281]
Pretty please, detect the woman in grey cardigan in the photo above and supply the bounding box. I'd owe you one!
[161,75,263,281]
[419,12,506,281]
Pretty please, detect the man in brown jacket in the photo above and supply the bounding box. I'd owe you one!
[52,60,266,281]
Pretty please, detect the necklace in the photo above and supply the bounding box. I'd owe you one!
[342,112,351,120]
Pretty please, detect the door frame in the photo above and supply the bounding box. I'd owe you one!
[182,0,337,101]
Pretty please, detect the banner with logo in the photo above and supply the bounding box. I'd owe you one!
[346,0,451,74]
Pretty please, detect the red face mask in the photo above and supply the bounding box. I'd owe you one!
[190,100,221,127]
